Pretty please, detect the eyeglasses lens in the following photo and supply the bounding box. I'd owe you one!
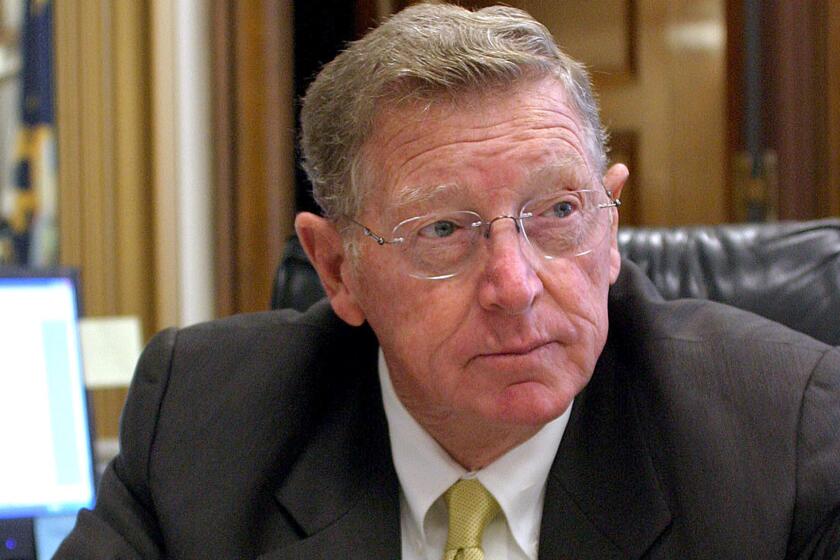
[396,190,613,279]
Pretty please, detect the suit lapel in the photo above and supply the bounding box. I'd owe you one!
[260,320,401,560]
[539,325,672,559]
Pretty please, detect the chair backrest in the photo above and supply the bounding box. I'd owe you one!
[273,219,840,346]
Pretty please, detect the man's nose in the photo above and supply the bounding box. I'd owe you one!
[476,217,543,314]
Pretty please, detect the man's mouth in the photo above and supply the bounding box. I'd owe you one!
[473,340,557,362]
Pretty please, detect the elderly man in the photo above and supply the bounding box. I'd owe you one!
[58,4,840,559]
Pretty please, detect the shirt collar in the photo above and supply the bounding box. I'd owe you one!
[378,348,571,558]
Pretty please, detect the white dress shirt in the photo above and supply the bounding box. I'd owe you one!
[378,350,571,560]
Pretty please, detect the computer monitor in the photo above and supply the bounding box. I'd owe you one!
[0,267,96,558]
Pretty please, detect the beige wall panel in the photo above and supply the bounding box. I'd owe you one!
[58,0,156,328]
[79,0,116,315]
[59,0,121,315]
[55,0,159,438]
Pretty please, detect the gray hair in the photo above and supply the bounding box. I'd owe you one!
[300,2,608,221]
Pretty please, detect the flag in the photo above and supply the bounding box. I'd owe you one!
[4,0,57,266]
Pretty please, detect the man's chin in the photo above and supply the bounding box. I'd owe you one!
[489,381,575,427]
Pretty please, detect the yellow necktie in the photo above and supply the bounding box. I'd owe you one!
[443,479,501,560]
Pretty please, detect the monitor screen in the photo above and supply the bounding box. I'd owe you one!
[0,268,96,522]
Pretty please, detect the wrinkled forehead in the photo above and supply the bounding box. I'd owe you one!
[357,78,594,217]
[388,156,595,214]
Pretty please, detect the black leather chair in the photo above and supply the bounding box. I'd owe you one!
[272,219,840,346]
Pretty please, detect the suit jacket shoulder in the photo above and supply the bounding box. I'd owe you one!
[56,301,399,559]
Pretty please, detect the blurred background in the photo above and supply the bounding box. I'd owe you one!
[0,0,838,440]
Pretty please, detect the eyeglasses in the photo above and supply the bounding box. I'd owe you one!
[350,188,620,280]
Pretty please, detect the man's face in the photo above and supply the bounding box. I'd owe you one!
[339,78,623,438]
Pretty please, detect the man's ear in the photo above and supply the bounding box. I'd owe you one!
[295,212,366,326]
[603,163,629,284]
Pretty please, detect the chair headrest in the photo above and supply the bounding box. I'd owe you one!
[617,219,840,345]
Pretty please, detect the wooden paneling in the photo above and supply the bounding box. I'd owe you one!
[609,130,639,226]
[764,2,821,220]
[212,0,295,315]
[522,0,636,84]
[391,1,727,227]
[724,0,743,222]
[587,1,727,226]
[827,2,840,216]
[355,0,380,35]
[727,0,837,222]
[262,0,296,287]
[212,0,237,317]
[235,1,281,313]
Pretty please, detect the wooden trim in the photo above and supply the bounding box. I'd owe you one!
[827,1,840,216]
[724,0,743,222]
[234,0,286,313]
[212,0,295,315]
[609,129,639,226]
[729,1,828,222]
[765,2,820,220]
[263,0,295,282]
[625,0,637,78]
[212,0,238,317]
[234,1,265,313]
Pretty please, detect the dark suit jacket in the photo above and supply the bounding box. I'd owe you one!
[56,261,840,559]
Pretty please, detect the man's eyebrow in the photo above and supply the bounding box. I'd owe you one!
[523,156,594,187]
[391,182,471,211]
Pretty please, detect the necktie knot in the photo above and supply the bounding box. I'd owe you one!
[443,479,500,560]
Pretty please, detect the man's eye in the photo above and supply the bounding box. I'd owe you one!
[418,220,459,238]
[544,200,575,219]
